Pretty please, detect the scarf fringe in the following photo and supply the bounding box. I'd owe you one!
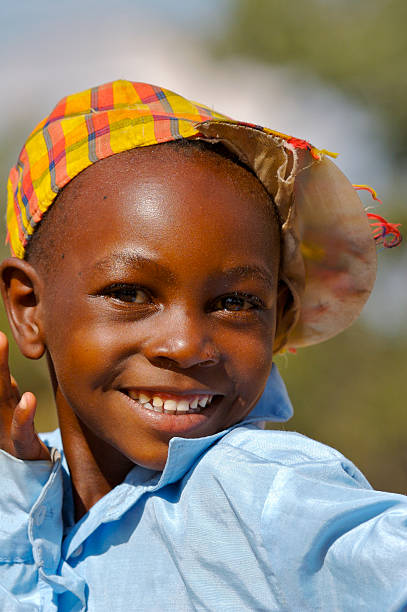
[353,185,402,248]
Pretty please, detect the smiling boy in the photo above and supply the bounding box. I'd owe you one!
[0,81,406,611]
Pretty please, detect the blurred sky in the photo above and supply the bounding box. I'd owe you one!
[1,0,405,331]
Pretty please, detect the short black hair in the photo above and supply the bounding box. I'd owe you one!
[25,138,282,268]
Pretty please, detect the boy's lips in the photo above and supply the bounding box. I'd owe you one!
[121,389,223,435]
[125,389,216,414]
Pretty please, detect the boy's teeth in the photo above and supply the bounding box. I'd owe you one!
[176,399,190,414]
[128,391,215,414]
[163,399,177,414]
[139,392,151,404]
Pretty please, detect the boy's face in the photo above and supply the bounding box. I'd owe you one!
[28,145,282,470]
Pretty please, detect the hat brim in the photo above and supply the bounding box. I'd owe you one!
[196,120,377,350]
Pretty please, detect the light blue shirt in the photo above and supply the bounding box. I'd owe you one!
[0,366,407,611]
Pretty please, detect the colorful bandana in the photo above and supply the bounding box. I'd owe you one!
[5,80,401,351]
[6,81,229,258]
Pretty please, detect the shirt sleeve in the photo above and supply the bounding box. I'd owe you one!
[261,458,407,611]
[0,448,64,611]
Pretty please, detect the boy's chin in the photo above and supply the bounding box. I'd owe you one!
[123,445,170,472]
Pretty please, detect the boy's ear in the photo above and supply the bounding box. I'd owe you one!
[273,278,299,354]
[0,258,45,359]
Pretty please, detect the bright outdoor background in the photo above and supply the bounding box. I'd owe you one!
[1,0,406,492]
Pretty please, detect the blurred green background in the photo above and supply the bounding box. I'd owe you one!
[1,0,406,492]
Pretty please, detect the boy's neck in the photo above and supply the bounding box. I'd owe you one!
[56,389,134,521]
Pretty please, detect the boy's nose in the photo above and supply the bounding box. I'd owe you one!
[141,308,220,370]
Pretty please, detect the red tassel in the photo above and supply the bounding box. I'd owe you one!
[353,184,402,248]
[366,213,402,248]
[353,184,382,204]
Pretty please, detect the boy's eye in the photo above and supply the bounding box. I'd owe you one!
[103,284,150,304]
[212,293,263,312]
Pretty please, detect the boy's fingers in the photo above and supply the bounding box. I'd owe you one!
[0,333,46,460]
[0,333,47,460]
[11,393,50,461]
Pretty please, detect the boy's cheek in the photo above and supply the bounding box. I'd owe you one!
[48,319,125,363]
[223,327,274,374]
[45,326,121,401]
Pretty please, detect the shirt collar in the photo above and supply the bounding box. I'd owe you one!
[126,363,293,489]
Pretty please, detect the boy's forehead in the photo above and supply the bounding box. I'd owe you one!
[45,144,280,274]
[61,144,277,228]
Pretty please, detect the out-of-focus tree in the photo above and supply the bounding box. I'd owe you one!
[274,323,407,494]
[217,0,407,162]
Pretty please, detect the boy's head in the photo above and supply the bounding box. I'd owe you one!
[0,80,389,470]
[1,138,289,469]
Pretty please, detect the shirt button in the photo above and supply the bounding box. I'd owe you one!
[35,506,46,526]
[71,544,83,558]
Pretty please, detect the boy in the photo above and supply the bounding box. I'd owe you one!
[0,80,405,611]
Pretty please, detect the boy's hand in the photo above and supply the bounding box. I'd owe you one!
[0,332,50,461]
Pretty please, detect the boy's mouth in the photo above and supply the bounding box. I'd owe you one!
[125,390,216,415]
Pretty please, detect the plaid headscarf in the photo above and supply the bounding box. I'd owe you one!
[6,81,230,258]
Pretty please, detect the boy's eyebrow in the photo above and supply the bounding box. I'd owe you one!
[215,265,275,289]
[87,254,274,288]
[88,251,177,283]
